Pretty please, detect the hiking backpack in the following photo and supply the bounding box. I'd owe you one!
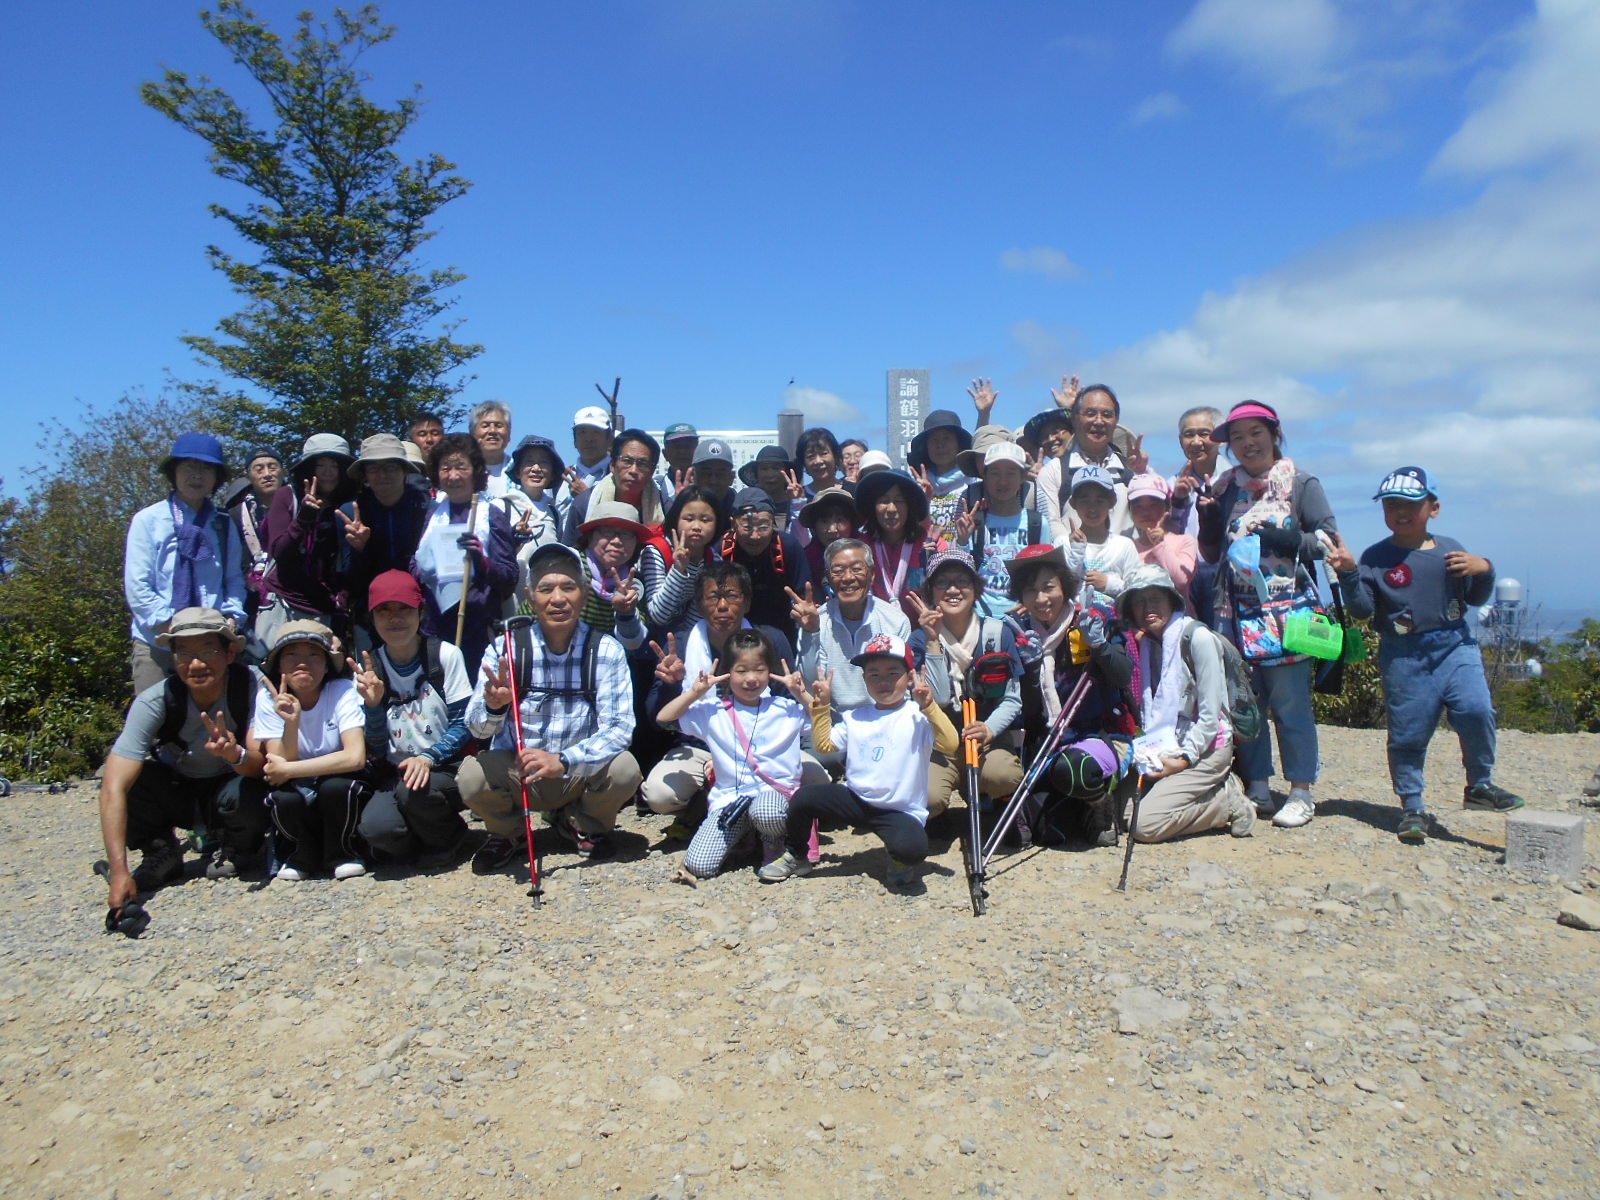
[153,662,260,754]
[1179,623,1262,743]
[506,621,603,706]
[376,636,450,709]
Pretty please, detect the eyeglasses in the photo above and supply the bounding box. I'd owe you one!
[828,564,870,579]
[735,516,774,533]
[703,589,746,604]
[615,454,652,470]
[934,578,975,592]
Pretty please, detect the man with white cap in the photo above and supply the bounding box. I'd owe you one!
[458,543,641,869]
[567,406,615,497]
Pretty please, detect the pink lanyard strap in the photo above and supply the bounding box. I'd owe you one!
[722,696,796,798]
[873,540,912,598]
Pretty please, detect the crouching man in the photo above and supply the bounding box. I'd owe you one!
[97,607,270,912]
[459,544,642,872]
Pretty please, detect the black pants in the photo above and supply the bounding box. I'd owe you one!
[125,763,270,855]
[786,783,928,864]
[357,767,464,858]
[269,776,369,871]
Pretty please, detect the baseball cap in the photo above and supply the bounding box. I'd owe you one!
[1127,472,1171,503]
[368,569,425,610]
[573,406,611,431]
[1069,464,1117,496]
[1373,466,1438,501]
[693,438,734,467]
[663,422,698,441]
[849,633,914,670]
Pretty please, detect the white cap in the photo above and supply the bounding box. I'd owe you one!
[857,450,892,476]
[573,406,611,430]
[982,442,1027,471]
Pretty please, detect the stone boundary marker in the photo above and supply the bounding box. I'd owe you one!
[1505,809,1586,883]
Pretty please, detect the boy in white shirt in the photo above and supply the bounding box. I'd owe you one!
[762,634,958,890]
[1059,465,1140,605]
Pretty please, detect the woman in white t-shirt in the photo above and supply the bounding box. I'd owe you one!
[656,629,806,880]
[249,620,369,881]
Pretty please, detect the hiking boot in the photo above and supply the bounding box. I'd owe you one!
[557,810,614,859]
[1272,789,1315,829]
[332,861,368,880]
[132,839,184,892]
[1226,791,1257,838]
[1247,780,1275,818]
[203,846,239,879]
[1463,782,1525,812]
[470,834,525,876]
[1396,810,1429,845]
[886,857,918,889]
[757,850,812,883]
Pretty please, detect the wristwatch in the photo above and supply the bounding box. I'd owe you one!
[235,743,249,766]
[557,752,570,774]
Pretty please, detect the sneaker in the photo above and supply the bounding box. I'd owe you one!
[757,850,812,884]
[275,864,308,882]
[203,846,238,879]
[1247,780,1275,818]
[1463,782,1525,812]
[132,839,184,892]
[1226,792,1257,838]
[1272,789,1315,829]
[759,836,785,867]
[332,861,368,880]
[886,857,917,889]
[661,818,694,842]
[1396,810,1429,845]
[557,811,614,859]
[470,834,525,876]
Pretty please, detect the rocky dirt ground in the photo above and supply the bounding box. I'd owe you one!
[3,724,1599,1200]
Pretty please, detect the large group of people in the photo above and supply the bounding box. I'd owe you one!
[101,381,1527,915]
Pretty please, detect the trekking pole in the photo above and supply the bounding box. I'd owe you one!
[976,669,1095,881]
[455,494,481,648]
[1115,774,1149,892]
[502,619,544,906]
[961,697,987,916]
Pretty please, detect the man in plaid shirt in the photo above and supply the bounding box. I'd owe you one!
[459,544,640,868]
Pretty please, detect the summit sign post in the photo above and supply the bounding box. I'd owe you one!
[886,369,931,470]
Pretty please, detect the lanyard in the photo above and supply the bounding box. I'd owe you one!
[722,696,796,798]
[873,540,912,599]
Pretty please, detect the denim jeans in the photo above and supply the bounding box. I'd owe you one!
[1236,657,1319,786]
[1379,629,1495,810]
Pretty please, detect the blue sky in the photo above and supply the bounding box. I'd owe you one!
[4,1,1597,613]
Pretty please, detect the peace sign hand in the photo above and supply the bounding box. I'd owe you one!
[355,650,385,707]
[272,674,302,723]
[1050,374,1081,411]
[1324,531,1358,575]
[337,503,370,550]
[302,477,324,512]
[514,505,534,537]
[685,669,730,701]
[953,497,979,545]
[909,463,936,499]
[608,566,639,616]
[674,467,694,493]
[650,633,685,685]
[782,468,807,501]
[810,669,834,711]
[200,710,239,761]
[1125,432,1149,475]
[906,591,943,640]
[482,657,514,711]
[911,665,934,709]
[786,583,821,634]
[564,468,591,497]
[779,658,815,707]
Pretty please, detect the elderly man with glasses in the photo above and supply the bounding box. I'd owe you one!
[716,486,810,646]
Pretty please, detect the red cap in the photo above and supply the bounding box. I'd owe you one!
[368,569,424,610]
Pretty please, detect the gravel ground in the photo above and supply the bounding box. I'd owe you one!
[3,723,1599,1200]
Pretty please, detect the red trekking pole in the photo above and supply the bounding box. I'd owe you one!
[503,622,544,906]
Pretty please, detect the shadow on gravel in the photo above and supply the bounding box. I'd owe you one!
[1318,796,1503,854]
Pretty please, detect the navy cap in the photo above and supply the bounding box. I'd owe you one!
[1373,466,1437,502]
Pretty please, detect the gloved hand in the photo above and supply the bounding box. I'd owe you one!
[1078,609,1109,649]
[1255,522,1301,558]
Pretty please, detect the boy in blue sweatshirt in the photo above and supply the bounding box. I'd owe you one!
[1326,466,1524,844]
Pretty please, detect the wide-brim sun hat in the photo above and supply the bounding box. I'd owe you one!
[853,469,930,529]
[292,433,354,474]
[1001,543,1068,582]
[738,445,792,486]
[156,607,243,647]
[266,619,344,675]
[1116,564,1186,625]
[955,425,1017,477]
[349,433,421,482]
[907,409,974,472]
[798,486,858,530]
[577,499,651,541]
[1211,401,1281,444]
[1020,408,1072,452]
[510,434,566,482]
[161,432,228,479]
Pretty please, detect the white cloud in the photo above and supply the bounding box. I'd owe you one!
[782,385,861,424]
[1167,0,1344,97]
[1434,0,1600,175]
[999,245,1084,281]
[1129,92,1189,124]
